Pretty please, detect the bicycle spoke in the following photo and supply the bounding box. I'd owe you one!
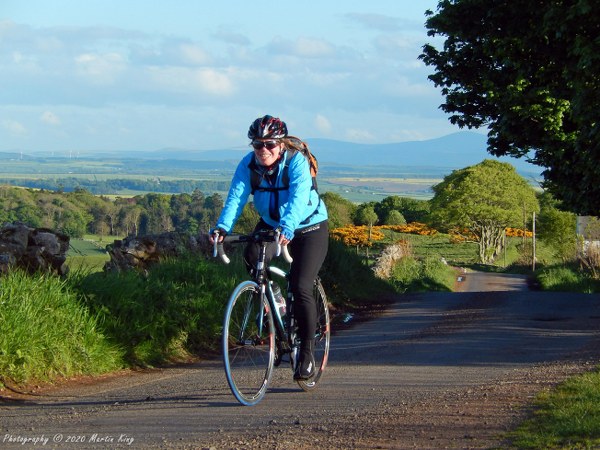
[223,282,275,406]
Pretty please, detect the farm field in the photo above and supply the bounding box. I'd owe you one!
[67,236,112,272]
[0,155,442,202]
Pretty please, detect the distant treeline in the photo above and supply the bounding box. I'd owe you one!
[0,184,431,241]
[0,185,230,238]
[0,177,230,195]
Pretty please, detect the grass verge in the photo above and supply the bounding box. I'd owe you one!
[0,270,123,388]
[508,369,600,449]
[536,264,600,293]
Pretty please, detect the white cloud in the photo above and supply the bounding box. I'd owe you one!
[2,119,27,135]
[178,43,211,66]
[41,111,61,125]
[0,1,454,152]
[345,128,375,142]
[147,66,235,96]
[75,52,126,84]
[314,114,332,134]
[194,68,235,96]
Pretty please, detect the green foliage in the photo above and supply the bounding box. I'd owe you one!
[537,193,578,262]
[390,256,455,293]
[354,204,378,227]
[379,229,479,266]
[429,159,539,263]
[71,255,235,365]
[320,238,395,308]
[509,369,600,449]
[0,270,123,385]
[233,203,260,234]
[0,185,224,239]
[385,210,406,226]
[321,191,356,228]
[421,0,600,215]
[536,265,600,293]
[375,195,429,224]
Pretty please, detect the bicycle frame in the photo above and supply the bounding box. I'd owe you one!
[217,228,329,405]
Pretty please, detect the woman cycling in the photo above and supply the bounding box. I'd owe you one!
[210,115,328,380]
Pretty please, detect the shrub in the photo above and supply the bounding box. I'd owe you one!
[0,270,123,385]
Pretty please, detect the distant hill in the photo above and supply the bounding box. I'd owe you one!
[142,131,541,176]
[8,131,541,177]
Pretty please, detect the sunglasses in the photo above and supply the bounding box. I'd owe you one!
[251,140,280,151]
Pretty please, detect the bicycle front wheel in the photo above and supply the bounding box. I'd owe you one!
[222,281,275,406]
[297,277,331,391]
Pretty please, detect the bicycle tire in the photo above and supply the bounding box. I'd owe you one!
[296,277,330,391]
[222,281,275,406]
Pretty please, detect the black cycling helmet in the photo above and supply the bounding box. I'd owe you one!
[248,115,288,140]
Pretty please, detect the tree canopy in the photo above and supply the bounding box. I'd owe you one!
[421,0,600,215]
[429,159,539,263]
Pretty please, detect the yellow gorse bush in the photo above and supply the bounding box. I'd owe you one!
[331,223,437,247]
[449,226,532,242]
[505,227,533,238]
[378,222,438,236]
[330,225,385,247]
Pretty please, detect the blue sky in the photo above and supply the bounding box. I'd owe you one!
[1,1,463,154]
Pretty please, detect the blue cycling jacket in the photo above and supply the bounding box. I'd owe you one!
[216,149,328,240]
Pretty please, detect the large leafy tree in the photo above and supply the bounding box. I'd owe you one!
[420,0,600,215]
[429,160,539,264]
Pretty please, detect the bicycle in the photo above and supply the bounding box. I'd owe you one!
[213,229,330,406]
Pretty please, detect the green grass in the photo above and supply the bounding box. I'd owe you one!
[535,265,600,293]
[0,270,123,386]
[320,238,396,308]
[71,256,235,365]
[377,230,480,266]
[67,237,111,272]
[509,369,600,449]
[389,255,457,292]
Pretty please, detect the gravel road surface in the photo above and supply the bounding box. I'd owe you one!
[1,270,599,449]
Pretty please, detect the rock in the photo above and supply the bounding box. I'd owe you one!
[0,222,70,276]
[103,231,211,274]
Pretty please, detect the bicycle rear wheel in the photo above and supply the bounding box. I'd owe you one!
[222,281,275,406]
[297,277,330,391]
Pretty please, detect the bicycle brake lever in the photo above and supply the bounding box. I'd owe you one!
[275,229,282,257]
[212,230,219,258]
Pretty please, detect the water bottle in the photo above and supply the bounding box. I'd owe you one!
[271,281,286,319]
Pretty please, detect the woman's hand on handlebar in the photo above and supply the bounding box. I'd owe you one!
[209,227,226,244]
[278,234,290,246]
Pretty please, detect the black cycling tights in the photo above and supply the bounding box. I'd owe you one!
[244,220,329,345]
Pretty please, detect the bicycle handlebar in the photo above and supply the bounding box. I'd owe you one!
[211,229,293,265]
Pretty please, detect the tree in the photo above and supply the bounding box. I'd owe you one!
[321,192,356,228]
[234,203,260,234]
[375,195,429,224]
[421,0,600,215]
[429,160,539,264]
[385,210,406,226]
[355,205,379,258]
[355,205,378,228]
[537,192,578,262]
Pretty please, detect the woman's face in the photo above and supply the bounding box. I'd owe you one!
[251,139,283,167]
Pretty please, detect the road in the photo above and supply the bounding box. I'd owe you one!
[1,271,599,449]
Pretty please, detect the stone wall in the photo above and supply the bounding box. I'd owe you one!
[103,231,211,274]
[0,222,70,276]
